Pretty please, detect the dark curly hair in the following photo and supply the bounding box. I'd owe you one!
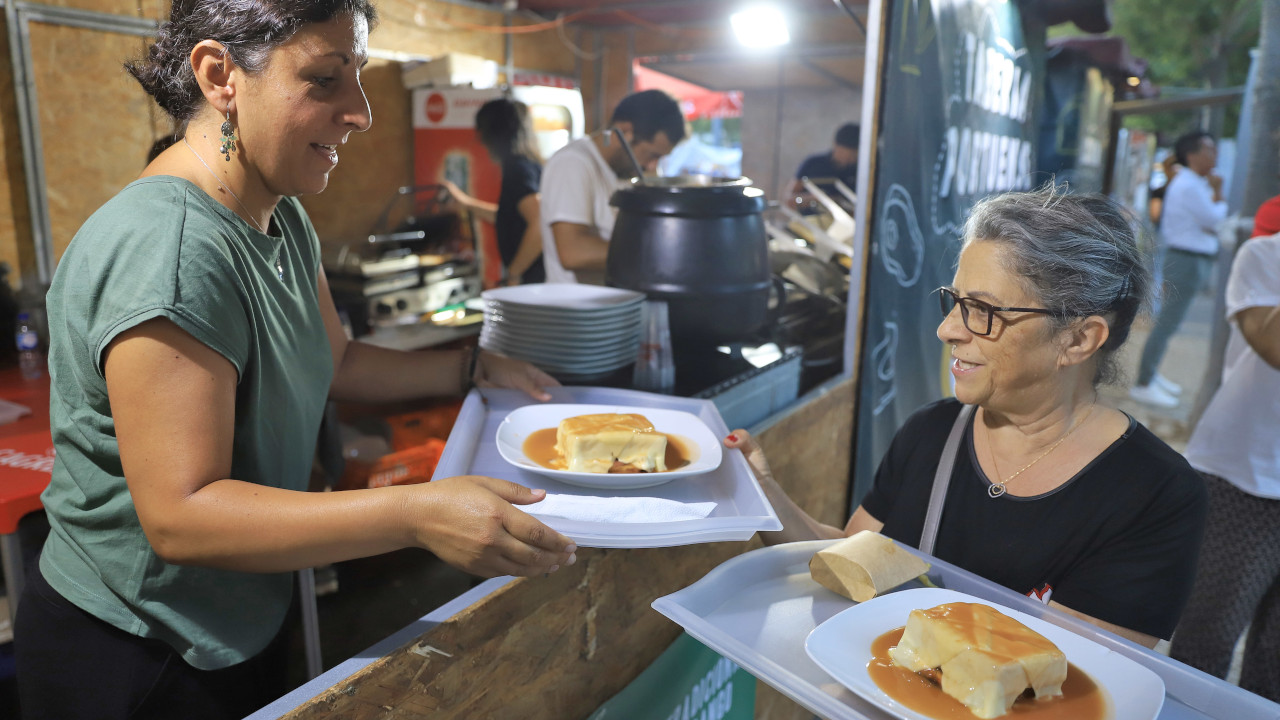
[126,0,378,121]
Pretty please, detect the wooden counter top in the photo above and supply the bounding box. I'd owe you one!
[279,376,855,720]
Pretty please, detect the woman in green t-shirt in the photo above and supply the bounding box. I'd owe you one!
[15,2,576,718]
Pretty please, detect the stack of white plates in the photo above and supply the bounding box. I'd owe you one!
[479,285,646,383]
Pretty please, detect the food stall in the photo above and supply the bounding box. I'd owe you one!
[0,0,1275,719]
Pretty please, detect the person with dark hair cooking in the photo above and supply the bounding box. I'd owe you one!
[539,88,687,284]
[727,186,1207,649]
[15,2,576,718]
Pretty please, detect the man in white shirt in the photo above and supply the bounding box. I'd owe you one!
[540,90,686,284]
[1130,131,1227,408]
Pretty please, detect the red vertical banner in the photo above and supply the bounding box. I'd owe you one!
[412,88,505,288]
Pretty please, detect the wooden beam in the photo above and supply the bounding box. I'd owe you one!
[282,378,856,719]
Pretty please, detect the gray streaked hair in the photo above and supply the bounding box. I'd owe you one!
[961,183,1153,386]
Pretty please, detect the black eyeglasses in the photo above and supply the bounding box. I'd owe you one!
[936,287,1061,336]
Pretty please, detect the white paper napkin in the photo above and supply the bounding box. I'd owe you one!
[527,493,717,524]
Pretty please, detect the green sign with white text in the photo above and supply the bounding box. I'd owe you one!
[587,633,755,720]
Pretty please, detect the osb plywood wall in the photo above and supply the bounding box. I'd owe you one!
[35,24,171,263]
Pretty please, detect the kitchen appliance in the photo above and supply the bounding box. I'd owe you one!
[324,185,482,337]
[605,176,773,346]
[411,79,585,288]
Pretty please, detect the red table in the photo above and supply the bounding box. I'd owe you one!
[0,366,53,630]
[0,368,331,677]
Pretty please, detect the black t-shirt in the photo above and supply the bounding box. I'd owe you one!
[795,152,857,195]
[496,154,544,284]
[861,398,1207,639]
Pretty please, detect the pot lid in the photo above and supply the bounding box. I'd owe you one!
[610,176,766,216]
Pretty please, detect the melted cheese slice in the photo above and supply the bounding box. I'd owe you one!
[888,602,1067,719]
[554,413,667,473]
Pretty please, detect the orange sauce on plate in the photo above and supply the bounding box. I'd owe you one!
[521,427,693,472]
[867,627,1108,720]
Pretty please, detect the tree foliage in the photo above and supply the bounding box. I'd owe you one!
[1052,0,1260,139]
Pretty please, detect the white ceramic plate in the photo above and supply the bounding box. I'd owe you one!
[486,301,644,319]
[495,403,724,489]
[804,587,1164,720]
[480,332,640,364]
[483,284,646,309]
[485,310,644,334]
[481,320,643,349]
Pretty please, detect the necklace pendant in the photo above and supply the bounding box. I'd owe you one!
[988,483,1006,499]
[276,259,285,281]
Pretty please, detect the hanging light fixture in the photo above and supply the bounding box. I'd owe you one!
[731,5,791,48]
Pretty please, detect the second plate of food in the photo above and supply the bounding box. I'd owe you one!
[804,587,1165,720]
[495,404,723,489]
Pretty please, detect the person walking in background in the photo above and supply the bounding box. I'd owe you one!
[1169,230,1280,702]
[443,98,546,286]
[1129,131,1227,408]
[539,89,685,285]
[789,122,859,201]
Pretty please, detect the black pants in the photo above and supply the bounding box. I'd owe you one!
[15,567,291,720]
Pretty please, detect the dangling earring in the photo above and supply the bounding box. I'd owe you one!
[219,109,237,162]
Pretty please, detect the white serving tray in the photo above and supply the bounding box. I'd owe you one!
[652,540,1280,720]
[431,387,782,548]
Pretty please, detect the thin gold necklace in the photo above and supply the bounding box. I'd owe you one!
[183,137,284,280]
[183,137,265,234]
[985,402,1096,499]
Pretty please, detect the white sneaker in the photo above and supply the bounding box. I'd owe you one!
[1130,383,1179,408]
[1153,373,1183,396]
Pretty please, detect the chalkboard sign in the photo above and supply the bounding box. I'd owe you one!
[852,0,1045,501]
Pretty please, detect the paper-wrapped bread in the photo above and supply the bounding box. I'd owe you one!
[809,530,930,602]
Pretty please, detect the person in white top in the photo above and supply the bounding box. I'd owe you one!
[540,90,686,284]
[1130,131,1227,408]
[1169,232,1280,701]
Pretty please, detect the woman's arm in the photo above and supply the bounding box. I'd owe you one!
[505,193,544,284]
[725,430,853,544]
[1236,304,1280,369]
[105,318,575,577]
[319,269,556,402]
[1048,602,1159,649]
[442,179,496,224]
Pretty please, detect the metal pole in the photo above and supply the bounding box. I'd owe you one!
[297,568,324,680]
[6,2,49,285]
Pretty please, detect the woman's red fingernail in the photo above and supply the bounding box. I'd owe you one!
[727,434,739,442]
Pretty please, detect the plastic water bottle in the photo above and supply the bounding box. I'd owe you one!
[633,300,675,394]
[15,311,42,380]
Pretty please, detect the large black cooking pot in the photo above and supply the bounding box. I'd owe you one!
[606,176,772,345]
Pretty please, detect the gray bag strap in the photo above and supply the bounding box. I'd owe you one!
[919,403,975,556]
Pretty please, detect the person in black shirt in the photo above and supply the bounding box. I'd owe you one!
[727,185,1207,648]
[445,98,545,285]
[789,122,859,201]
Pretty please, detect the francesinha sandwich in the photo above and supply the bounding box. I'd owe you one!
[555,413,667,474]
[888,602,1067,719]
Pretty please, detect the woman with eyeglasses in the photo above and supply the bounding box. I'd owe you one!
[727,185,1207,648]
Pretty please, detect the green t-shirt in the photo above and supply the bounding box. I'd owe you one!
[40,176,334,670]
